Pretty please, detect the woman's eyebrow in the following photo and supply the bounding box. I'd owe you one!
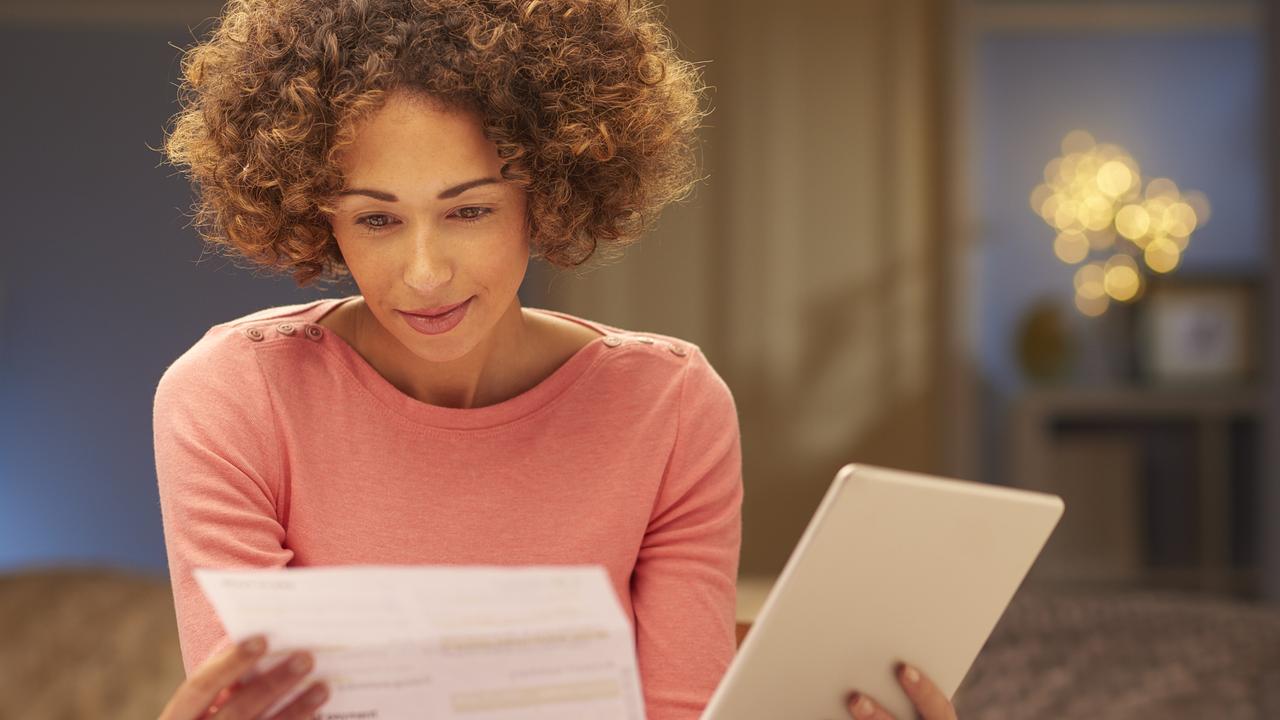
[337,177,500,202]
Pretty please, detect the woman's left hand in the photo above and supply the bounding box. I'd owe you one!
[845,662,958,720]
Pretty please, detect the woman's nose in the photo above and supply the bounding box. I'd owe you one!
[403,232,454,293]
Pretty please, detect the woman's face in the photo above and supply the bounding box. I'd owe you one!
[327,90,530,363]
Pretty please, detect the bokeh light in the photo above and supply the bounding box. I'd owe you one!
[1096,160,1134,197]
[1061,129,1097,155]
[1074,292,1110,317]
[1054,231,1090,264]
[1144,238,1181,274]
[1103,254,1141,301]
[1032,130,1211,315]
[1074,262,1106,300]
[1115,205,1150,240]
[1145,177,1180,200]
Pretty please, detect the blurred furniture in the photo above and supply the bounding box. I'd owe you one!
[0,566,185,719]
[1010,386,1262,596]
[4,567,1280,718]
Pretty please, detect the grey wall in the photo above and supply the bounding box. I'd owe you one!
[1265,1,1280,600]
[0,24,334,572]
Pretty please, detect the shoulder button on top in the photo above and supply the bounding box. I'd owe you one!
[602,335,623,348]
[276,323,296,336]
[636,336,655,345]
[304,325,324,340]
[668,344,688,356]
[243,327,265,342]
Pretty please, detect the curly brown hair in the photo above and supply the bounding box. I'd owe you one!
[161,0,711,286]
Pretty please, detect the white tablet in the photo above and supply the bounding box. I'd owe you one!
[701,464,1064,720]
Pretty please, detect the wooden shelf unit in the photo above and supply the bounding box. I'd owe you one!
[1009,386,1262,597]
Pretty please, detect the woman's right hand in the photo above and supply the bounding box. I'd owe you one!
[157,635,330,719]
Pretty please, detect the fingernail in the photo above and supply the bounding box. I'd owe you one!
[903,663,920,685]
[307,682,329,704]
[239,635,266,655]
[288,652,313,674]
[850,693,875,719]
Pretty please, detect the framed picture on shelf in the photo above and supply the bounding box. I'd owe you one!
[1135,275,1261,386]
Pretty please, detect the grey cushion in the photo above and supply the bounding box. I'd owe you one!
[955,587,1280,720]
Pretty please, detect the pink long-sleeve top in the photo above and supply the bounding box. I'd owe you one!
[152,295,743,720]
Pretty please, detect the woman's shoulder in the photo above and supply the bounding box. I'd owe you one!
[195,296,335,347]
[537,308,734,405]
[158,298,333,392]
[532,307,701,361]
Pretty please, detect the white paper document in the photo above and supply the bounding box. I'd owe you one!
[194,564,647,720]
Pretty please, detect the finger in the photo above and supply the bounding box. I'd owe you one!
[214,650,315,719]
[203,686,234,718]
[897,662,958,720]
[266,680,331,720]
[158,635,268,720]
[846,691,898,720]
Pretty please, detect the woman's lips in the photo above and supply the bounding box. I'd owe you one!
[397,297,473,335]
[403,299,468,317]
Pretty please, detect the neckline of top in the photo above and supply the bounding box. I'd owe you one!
[288,295,619,431]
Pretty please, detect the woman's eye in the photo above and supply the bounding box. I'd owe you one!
[354,208,492,233]
[355,214,396,232]
[454,207,493,223]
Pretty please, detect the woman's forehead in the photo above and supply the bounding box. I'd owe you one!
[340,99,498,177]
[350,94,482,146]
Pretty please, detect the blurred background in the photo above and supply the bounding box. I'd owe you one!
[2,0,1279,717]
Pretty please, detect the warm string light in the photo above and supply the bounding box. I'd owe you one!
[1029,130,1211,316]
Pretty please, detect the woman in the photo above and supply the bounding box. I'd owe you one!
[153,1,958,719]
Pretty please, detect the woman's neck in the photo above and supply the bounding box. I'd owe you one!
[352,295,535,409]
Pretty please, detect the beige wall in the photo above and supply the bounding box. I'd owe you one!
[534,0,954,576]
